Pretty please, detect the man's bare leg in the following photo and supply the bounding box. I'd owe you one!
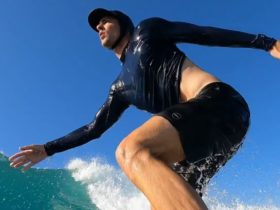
[116,116,208,210]
[151,205,157,210]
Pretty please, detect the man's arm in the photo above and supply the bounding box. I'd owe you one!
[146,18,277,51]
[43,88,129,156]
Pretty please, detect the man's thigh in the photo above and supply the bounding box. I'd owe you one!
[120,115,186,164]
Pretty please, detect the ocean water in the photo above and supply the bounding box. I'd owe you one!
[0,153,95,210]
[1,152,279,210]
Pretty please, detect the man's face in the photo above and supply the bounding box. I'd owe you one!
[96,16,120,48]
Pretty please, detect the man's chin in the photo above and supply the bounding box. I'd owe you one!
[101,41,113,49]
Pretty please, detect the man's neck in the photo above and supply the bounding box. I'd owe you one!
[114,33,130,60]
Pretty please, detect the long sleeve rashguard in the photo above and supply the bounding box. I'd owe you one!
[44,17,276,156]
[44,86,129,156]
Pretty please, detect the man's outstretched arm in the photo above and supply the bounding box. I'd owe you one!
[9,87,129,171]
[144,17,277,51]
[43,89,129,156]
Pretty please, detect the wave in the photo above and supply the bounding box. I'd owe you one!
[66,157,280,210]
[1,152,279,210]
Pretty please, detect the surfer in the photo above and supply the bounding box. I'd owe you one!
[9,8,280,210]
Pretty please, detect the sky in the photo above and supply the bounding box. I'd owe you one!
[0,0,279,206]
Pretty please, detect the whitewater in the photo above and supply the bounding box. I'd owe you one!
[1,153,279,210]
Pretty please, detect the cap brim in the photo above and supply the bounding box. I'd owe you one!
[88,8,115,32]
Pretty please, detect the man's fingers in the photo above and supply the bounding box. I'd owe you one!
[9,150,33,161]
[20,145,35,150]
[12,161,28,168]
[22,162,34,172]
[10,156,26,166]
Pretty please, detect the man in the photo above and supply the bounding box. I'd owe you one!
[9,8,280,210]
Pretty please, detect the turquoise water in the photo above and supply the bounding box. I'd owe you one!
[0,153,96,210]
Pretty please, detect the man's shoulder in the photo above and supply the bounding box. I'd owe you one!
[136,17,168,29]
[133,17,170,38]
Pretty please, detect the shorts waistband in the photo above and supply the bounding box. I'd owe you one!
[196,82,250,111]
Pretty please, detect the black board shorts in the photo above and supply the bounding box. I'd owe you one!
[156,82,250,196]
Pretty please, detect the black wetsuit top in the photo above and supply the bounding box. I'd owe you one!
[44,18,276,156]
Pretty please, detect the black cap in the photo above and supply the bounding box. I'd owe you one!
[88,8,128,32]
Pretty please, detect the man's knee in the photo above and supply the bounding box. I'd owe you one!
[115,137,153,174]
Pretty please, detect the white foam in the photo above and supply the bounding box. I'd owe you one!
[67,157,150,210]
[204,196,279,210]
[66,157,279,210]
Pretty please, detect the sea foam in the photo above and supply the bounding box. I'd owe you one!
[67,157,150,210]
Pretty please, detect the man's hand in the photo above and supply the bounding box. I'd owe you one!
[9,144,48,172]
[270,40,280,59]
